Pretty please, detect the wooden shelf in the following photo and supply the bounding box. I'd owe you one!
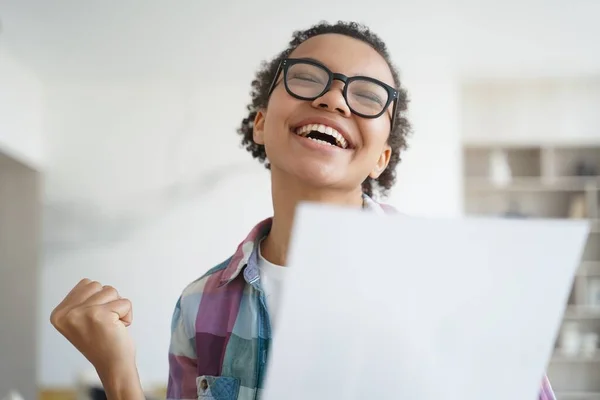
[578,262,600,277]
[464,140,600,149]
[552,354,600,363]
[564,306,600,320]
[465,177,600,192]
[555,392,600,400]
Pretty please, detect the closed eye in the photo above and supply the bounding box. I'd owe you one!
[355,92,384,106]
[289,73,324,84]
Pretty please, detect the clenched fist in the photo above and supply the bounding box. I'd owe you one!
[50,279,139,389]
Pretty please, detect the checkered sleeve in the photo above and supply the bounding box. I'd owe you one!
[538,375,556,400]
[166,296,198,400]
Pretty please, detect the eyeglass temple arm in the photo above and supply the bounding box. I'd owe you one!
[267,62,284,97]
[390,96,399,132]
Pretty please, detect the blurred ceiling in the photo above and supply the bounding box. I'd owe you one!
[0,0,599,81]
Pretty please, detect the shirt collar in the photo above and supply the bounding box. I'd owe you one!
[218,193,392,287]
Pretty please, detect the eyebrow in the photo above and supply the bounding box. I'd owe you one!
[297,56,324,64]
[295,57,371,78]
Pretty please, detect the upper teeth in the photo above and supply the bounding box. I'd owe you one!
[295,124,348,149]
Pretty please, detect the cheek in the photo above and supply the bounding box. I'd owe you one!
[264,89,296,135]
[360,119,390,149]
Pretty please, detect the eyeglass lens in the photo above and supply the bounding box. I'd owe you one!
[285,62,389,117]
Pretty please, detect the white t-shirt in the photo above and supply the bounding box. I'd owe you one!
[257,240,288,332]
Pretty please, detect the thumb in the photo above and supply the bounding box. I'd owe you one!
[105,298,133,327]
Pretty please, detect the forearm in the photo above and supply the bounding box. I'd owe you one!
[98,365,145,400]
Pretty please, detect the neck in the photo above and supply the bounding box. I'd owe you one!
[261,169,364,266]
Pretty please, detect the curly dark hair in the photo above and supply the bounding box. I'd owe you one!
[237,20,411,198]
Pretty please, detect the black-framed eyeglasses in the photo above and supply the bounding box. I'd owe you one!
[267,58,398,130]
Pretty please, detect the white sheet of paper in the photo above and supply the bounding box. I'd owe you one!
[262,204,589,400]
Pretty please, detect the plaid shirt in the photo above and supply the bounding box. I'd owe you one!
[166,195,556,400]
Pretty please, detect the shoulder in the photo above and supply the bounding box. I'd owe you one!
[362,194,402,215]
[178,256,233,303]
[373,199,409,217]
[379,202,399,214]
[170,256,235,341]
[373,200,403,216]
[176,217,272,308]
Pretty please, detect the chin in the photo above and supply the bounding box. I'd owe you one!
[269,152,354,190]
[291,163,350,189]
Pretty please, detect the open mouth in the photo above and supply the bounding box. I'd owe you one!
[294,124,349,149]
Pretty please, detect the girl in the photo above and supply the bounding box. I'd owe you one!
[51,21,555,400]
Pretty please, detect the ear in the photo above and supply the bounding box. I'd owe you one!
[253,109,266,145]
[369,144,392,179]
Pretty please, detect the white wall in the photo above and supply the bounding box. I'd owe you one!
[0,44,44,169]
[39,78,276,387]
[461,77,600,146]
[32,0,600,388]
[41,166,274,388]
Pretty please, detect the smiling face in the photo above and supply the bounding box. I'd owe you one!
[253,33,395,194]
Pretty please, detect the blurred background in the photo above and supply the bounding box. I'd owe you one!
[1,0,599,399]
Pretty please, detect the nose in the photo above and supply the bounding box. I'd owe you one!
[311,81,351,117]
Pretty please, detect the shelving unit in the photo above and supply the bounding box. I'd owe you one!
[463,144,600,398]
[461,75,600,400]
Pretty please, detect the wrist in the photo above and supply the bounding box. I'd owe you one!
[97,364,144,400]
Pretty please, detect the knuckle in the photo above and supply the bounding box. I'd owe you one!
[78,308,95,322]
[50,307,70,327]
[102,285,118,297]
[89,308,106,324]
[120,297,132,308]
[49,309,61,326]
[66,308,83,322]
[89,280,102,290]
[58,310,81,332]
[85,281,103,295]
